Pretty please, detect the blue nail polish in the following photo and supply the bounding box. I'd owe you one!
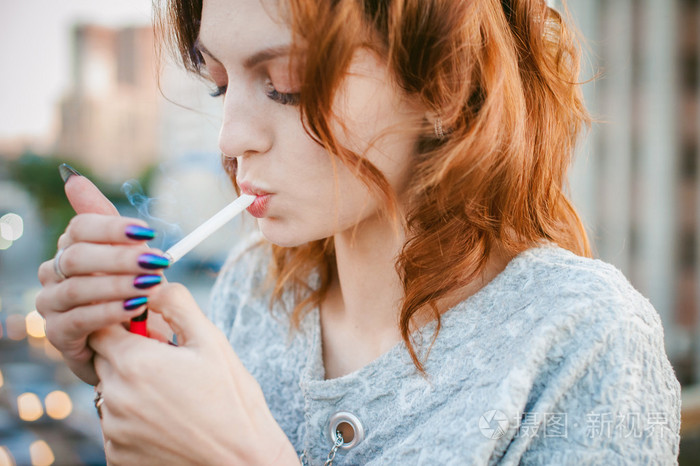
[138,253,170,269]
[124,296,148,310]
[133,274,162,289]
[126,225,156,241]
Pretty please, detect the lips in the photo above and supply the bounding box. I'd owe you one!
[238,181,273,218]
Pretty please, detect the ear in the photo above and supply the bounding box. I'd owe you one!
[424,110,439,125]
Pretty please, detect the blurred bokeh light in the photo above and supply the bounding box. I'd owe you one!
[0,213,23,241]
[17,393,43,422]
[28,440,54,466]
[25,311,45,339]
[44,391,72,420]
[0,447,16,466]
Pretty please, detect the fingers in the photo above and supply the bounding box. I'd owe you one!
[44,302,144,350]
[148,283,214,347]
[40,213,159,286]
[90,326,133,358]
[90,325,164,368]
[60,214,155,249]
[38,244,168,284]
[37,274,162,312]
[65,174,120,216]
[38,258,58,286]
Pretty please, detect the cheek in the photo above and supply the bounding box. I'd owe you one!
[258,163,377,246]
[296,156,375,225]
[287,128,397,226]
[316,170,380,240]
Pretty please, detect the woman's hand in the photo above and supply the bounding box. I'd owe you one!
[90,284,299,465]
[35,175,171,385]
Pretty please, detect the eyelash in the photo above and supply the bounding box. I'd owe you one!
[209,83,300,106]
[209,86,227,98]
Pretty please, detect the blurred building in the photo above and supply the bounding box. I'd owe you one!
[55,22,242,267]
[56,24,159,183]
[562,0,700,383]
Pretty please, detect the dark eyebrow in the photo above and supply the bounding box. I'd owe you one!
[195,39,291,69]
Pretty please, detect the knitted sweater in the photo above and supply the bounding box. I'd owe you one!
[207,239,681,465]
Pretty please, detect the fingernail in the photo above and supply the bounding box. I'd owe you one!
[125,225,156,241]
[133,274,162,289]
[138,253,170,269]
[124,296,148,310]
[58,163,82,183]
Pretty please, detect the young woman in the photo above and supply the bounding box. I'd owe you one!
[36,0,681,463]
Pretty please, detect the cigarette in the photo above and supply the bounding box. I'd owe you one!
[163,193,256,264]
[129,193,255,337]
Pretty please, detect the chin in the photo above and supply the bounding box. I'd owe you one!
[256,218,323,248]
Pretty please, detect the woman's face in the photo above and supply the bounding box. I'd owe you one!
[199,0,426,247]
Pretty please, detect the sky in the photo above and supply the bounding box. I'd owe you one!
[0,0,152,141]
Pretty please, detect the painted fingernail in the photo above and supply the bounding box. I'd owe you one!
[133,274,162,289]
[138,253,170,269]
[58,163,82,183]
[124,296,148,310]
[125,225,156,241]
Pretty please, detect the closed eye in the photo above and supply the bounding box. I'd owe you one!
[208,82,300,107]
[264,82,300,106]
[209,85,227,98]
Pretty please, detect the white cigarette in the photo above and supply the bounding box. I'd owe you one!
[163,193,256,264]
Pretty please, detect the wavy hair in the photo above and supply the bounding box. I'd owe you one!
[159,0,591,371]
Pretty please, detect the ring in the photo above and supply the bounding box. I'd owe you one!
[53,248,68,281]
[94,391,104,419]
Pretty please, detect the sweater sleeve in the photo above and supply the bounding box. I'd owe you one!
[515,296,681,465]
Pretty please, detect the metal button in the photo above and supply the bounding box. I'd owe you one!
[328,411,365,450]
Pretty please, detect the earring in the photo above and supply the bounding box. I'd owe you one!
[434,117,445,139]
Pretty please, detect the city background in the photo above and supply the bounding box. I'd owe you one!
[1,0,700,464]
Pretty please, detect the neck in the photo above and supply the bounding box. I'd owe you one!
[318,212,406,379]
[328,211,405,330]
[319,210,515,379]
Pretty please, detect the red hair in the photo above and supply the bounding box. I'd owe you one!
[160,0,591,371]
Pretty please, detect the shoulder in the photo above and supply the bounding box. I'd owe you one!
[505,247,681,463]
[432,243,677,408]
[420,243,664,364]
[495,244,670,376]
[515,244,639,301]
[425,246,681,463]
[497,244,663,335]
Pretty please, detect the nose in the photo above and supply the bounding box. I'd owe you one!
[218,86,272,158]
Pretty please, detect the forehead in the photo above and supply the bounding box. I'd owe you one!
[199,0,291,61]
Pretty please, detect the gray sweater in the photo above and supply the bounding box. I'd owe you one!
[207,239,681,465]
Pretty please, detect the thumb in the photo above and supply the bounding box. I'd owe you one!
[147,283,214,347]
[62,168,119,216]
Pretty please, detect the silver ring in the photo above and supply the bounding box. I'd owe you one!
[94,391,104,419]
[53,248,68,281]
